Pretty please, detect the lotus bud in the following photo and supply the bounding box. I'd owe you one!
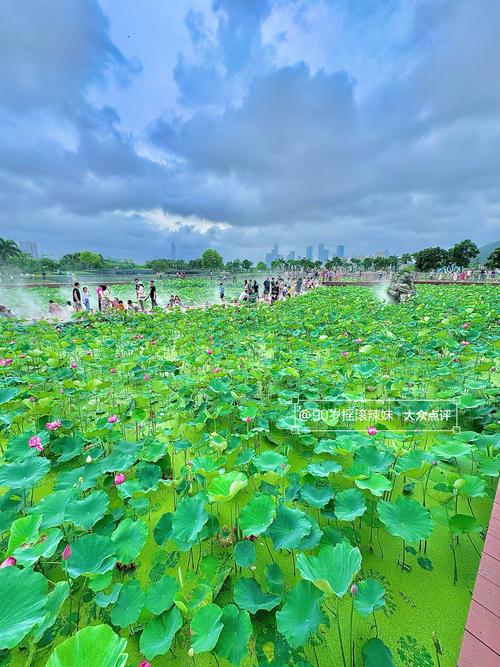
[108,414,118,423]
[206,349,213,355]
[350,584,358,595]
[188,648,194,657]
[115,473,126,485]
[110,368,117,374]
[0,556,16,568]
[70,362,77,369]
[62,544,72,560]
[138,661,151,667]
[78,476,84,484]
[85,455,92,464]
[367,426,377,436]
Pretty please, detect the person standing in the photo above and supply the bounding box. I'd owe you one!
[97,284,103,311]
[149,280,158,307]
[72,282,82,310]
[137,282,146,311]
[219,282,225,301]
[263,277,270,300]
[82,286,91,311]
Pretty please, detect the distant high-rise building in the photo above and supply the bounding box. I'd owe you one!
[318,243,329,263]
[287,250,296,260]
[306,245,313,260]
[171,242,176,260]
[265,244,282,266]
[19,241,39,259]
[337,244,345,258]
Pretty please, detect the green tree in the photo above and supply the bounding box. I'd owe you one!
[241,259,253,271]
[401,253,413,265]
[0,238,22,264]
[414,247,449,272]
[485,247,500,269]
[449,239,479,269]
[256,261,267,271]
[201,249,224,269]
[225,259,241,272]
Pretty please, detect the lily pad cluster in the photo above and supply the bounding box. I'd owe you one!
[0,283,498,666]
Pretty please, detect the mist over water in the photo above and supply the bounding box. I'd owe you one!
[0,283,68,321]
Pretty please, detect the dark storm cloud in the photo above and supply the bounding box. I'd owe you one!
[0,0,499,261]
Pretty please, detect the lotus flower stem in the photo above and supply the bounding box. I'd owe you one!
[349,595,355,667]
[335,598,347,667]
[76,577,88,628]
[311,642,320,667]
[263,537,275,563]
[372,611,379,638]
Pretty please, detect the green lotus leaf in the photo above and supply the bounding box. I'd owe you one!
[98,440,140,473]
[238,494,276,537]
[139,607,182,661]
[51,435,85,462]
[190,603,224,654]
[111,579,145,627]
[395,450,432,475]
[362,638,395,667]
[172,496,209,544]
[0,456,50,491]
[276,580,326,648]
[145,575,179,615]
[354,446,394,473]
[28,488,76,529]
[355,473,392,497]
[265,562,285,595]
[300,483,335,508]
[33,580,70,642]
[297,515,323,550]
[314,439,338,455]
[306,460,342,477]
[13,527,62,567]
[267,504,312,550]
[449,514,482,535]
[136,461,162,490]
[65,490,110,530]
[111,518,148,564]
[0,566,48,650]
[335,488,367,522]
[66,533,117,578]
[215,604,253,666]
[253,450,288,473]
[7,515,42,553]
[354,578,386,617]
[297,542,362,598]
[233,577,281,614]
[46,624,128,667]
[154,512,173,545]
[0,387,19,404]
[95,584,123,608]
[457,475,487,497]
[378,497,433,543]
[207,471,248,503]
[431,441,473,459]
[234,540,256,567]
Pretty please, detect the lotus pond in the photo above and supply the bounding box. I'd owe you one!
[0,285,498,667]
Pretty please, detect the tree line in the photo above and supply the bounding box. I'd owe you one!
[0,238,498,273]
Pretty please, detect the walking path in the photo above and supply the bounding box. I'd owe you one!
[458,482,500,666]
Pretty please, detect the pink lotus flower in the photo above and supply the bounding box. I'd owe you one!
[29,396,36,402]
[213,367,222,373]
[0,358,13,367]
[244,416,252,423]
[70,362,77,369]
[150,340,157,346]
[460,340,470,346]
[85,350,93,356]
[350,584,358,595]
[354,338,363,344]
[144,373,150,381]
[108,415,118,423]
[206,349,213,355]
[0,556,16,568]
[114,473,126,485]
[367,426,377,436]
[341,351,349,357]
[62,544,72,560]
[461,322,470,329]
[110,368,117,374]
[46,420,61,431]
[28,436,44,452]
[138,661,151,667]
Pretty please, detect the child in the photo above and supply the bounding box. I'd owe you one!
[82,287,91,311]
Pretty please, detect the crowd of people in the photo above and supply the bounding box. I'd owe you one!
[45,273,320,318]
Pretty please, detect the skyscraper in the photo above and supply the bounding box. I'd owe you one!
[19,241,39,258]
[318,244,329,263]
[337,244,345,258]
[171,241,176,260]
[287,250,296,260]
[265,244,281,265]
[305,245,313,260]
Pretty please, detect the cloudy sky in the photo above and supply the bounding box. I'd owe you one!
[1,0,499,262]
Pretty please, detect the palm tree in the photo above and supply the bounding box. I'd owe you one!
[0,238,22,264]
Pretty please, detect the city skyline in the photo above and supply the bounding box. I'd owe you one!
[1,1,499,261]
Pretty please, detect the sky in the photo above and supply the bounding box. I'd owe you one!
[0,0,499,262]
